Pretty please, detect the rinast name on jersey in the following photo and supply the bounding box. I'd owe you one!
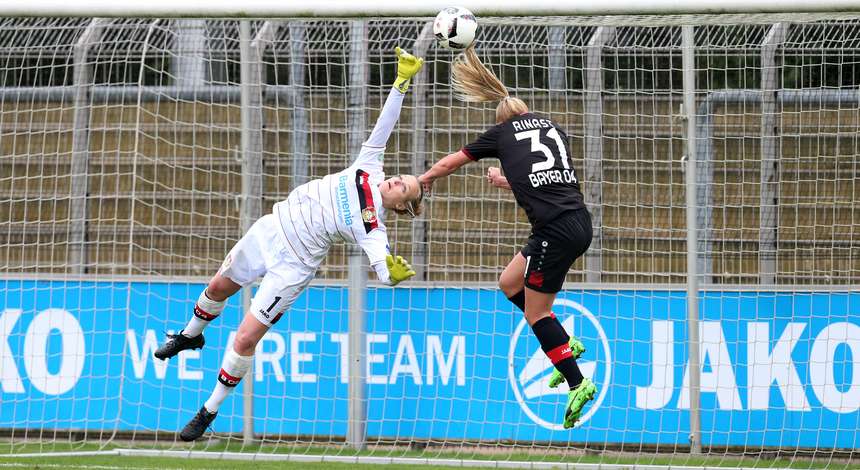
[512,118,553,132]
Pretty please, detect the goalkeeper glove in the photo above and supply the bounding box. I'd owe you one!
[386,254,416,285]
[393,46,424,93]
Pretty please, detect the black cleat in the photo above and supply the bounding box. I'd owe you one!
[180,406,218,442]
[154,331,204,360]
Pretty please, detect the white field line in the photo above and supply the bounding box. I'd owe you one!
[117,449,801,470]
[0,463,177,470]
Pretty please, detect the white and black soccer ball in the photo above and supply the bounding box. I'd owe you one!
[433,6,478,50]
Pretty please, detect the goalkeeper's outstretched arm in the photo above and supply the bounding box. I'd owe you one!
[361,231,416,286]
[363,47,424,149]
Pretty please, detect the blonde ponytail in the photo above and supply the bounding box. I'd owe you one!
[451,47,529,123]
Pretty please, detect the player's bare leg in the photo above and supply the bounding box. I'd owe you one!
[499,252,529,311]
[180,311,268,441]
[500,253,585,378]
[155,274,241,360]
[524,287,595,429]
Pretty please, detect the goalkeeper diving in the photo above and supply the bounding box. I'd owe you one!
[153,47,425,441]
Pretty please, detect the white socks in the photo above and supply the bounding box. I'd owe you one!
[204,348,253,413]
[183,290,225,338]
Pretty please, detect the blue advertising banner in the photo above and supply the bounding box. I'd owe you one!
[0,280,858,449]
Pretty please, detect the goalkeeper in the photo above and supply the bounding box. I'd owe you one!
[154,47,425,441]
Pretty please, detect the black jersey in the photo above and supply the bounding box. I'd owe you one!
[462,113,586,229]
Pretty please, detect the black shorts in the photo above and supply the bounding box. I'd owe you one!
[521,209,593,293]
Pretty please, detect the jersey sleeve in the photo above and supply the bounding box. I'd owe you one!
[371,260,392,285]
[351,87,406,173]
[359,227,391,282]
[462,124,501,161]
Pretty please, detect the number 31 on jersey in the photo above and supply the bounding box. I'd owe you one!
[514,128,578,188]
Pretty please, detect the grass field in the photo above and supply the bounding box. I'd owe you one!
[1,456,442,470]
[1,441,858,470]
[3,454,859,470]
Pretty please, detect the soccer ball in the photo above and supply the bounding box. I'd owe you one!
[433,6,478,50]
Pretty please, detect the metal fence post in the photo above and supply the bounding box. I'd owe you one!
[759,23,787,285]
[547,25,567,104]
[172,20,208,87]
[410,21,434,280]
[346,19,368,451]
[681,25,702,455]
[583,26,614,283]
[239,19,264,445]
[69,18,105,274]
[289,22,310,186]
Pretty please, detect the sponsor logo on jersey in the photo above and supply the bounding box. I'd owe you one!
[508,298,611,430]
[355,169,379,233]
[361,207,378,225]
[337,174,353,226]
[529,168,578,188]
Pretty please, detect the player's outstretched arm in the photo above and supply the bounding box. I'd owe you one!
[418,150,472,193]
[361,228,416,286]
[420,122,499,192]
[363,47,424,149]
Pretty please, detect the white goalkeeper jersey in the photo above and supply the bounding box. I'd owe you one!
[272,88,405,284]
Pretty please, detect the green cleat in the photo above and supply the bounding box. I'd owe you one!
[548,337,586,389]
[563,378,597,429]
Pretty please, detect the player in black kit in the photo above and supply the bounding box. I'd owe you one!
[419,48,596,429]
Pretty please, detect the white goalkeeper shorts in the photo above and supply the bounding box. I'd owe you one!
[218,214,320,327]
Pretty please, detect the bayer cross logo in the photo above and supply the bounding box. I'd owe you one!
[507,298,611,430]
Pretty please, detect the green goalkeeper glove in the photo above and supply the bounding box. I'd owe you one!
[386,254,416,285]
[393,46,424,93]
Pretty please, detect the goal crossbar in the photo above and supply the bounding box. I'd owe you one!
[4,0,860,18]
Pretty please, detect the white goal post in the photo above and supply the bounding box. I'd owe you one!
[0,2,859,469]
[8,0,860,17]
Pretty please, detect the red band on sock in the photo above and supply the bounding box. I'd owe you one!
[194,304,218,321]
[546,343,573,365]
[217,368,242,387]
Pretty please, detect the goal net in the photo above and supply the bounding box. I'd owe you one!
[1,11,858,468]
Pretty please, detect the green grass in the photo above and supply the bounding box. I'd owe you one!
[1,441,857,470]
[0,455,444,470]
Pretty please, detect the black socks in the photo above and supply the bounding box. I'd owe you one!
[530,314,584,388]
[506,289,525,312]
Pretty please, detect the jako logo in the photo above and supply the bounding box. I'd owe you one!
[507,298,611,430]
[0,308,85,396]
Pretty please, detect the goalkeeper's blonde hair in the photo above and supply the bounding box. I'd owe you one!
[452,47,528,124]
[393,185,424,218]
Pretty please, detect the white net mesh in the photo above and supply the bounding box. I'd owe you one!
[0,15,858,468]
